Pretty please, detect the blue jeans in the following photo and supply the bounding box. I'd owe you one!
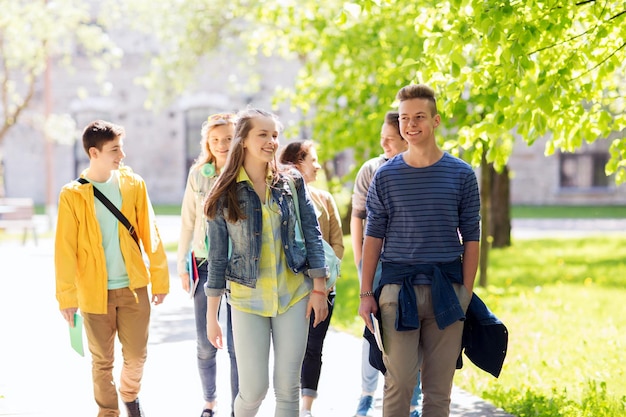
[359,261,422,407]
[301,292,335,397]
[231,297,309,417]
[195,260,238,408]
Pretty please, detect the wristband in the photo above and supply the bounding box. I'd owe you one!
[359,291,374,298]
[311,289,326,296]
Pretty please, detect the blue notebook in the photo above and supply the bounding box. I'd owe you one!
[187,250,200,298]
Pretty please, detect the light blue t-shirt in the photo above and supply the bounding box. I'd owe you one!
[90,171,130,290]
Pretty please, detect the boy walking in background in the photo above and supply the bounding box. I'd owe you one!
[55,120,169,417]
[351,111,422,417]
[359,85,481,417]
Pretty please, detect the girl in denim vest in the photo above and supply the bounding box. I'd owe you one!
[204,108,329,417]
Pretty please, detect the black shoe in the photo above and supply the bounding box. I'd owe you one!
[124,398,145,417]
[201,409,215,417]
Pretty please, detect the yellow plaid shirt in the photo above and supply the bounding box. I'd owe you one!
[228,169,310,317]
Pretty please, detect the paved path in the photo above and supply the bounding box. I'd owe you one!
[511,218,626,239]
[11,215,613,416]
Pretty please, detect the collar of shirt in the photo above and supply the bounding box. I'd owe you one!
[236,166,273,185]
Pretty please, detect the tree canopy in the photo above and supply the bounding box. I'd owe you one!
[113,0,626,182]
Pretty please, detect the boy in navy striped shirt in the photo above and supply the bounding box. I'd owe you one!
[358,84,481,417]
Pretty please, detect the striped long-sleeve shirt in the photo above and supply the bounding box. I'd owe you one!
[365,152,480,264]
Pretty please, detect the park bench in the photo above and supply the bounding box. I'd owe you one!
[0,198,38,245]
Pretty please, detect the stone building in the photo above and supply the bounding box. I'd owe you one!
[509,133,626,205]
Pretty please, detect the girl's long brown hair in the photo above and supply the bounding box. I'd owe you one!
[204,108,281,223]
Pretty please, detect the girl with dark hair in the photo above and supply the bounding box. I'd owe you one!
[279,140,344,417]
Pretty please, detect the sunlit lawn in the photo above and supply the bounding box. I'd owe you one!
[163,232,626,416]
[333,235,626,416]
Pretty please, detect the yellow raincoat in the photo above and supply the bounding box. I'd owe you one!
[55,166,169,314]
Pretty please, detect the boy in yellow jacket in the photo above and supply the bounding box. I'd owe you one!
[55,120,169,417]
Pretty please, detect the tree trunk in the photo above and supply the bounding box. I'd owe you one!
[341,199,352,236]
[491,165,511,248]
[478,156,492,288]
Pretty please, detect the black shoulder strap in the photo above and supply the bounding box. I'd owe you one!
[76,178,141,250]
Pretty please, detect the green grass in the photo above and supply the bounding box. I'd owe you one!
[153,205,184,215]
[332,236,626,416]
[511,205,626,219]
[164,242,178,252]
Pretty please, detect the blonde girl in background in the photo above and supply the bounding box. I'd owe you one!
[177,113,239,417]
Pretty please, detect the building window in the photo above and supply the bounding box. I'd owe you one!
[559,152,610,189]
[184,107,212,175]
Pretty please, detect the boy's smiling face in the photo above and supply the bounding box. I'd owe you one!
[91,135,125,172]
[398,98,441,146]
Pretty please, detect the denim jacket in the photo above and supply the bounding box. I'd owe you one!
[377,259,467,331]
[205,170,328,296]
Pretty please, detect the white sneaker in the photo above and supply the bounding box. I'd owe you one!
[300,410,313,417]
